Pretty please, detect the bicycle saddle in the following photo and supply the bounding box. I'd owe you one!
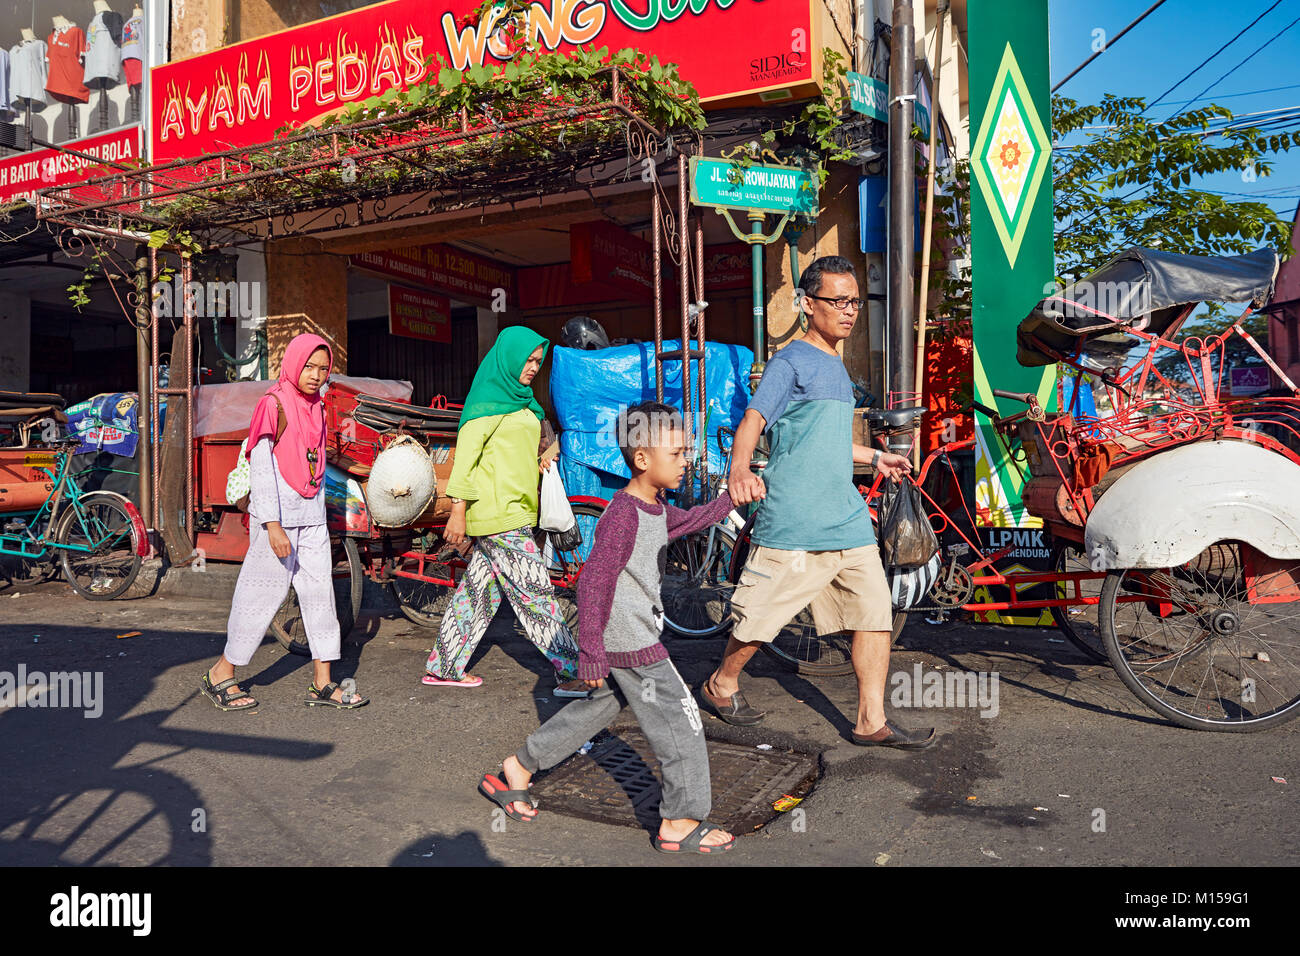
[864,406,926,430]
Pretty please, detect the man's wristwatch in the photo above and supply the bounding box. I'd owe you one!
[870,449,883,469]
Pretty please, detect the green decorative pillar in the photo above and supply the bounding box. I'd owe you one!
[968,0,1057,527]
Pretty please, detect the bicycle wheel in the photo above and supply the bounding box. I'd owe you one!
[1100,540,1300,731]
[1049,541,1107,662]
[271,536,363,656]
[663,520,739,638]
[547,502,605,633]
[760,609,909,677]
[390,542,458,628]
[54,492,142,600]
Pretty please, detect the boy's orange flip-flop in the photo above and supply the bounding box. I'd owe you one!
[653,821,736,854]
[478,771,537,822]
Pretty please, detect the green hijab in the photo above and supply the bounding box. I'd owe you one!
[459,325,548,428]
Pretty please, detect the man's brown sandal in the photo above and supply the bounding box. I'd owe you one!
[850,719,936,750]
[698,677,765,726]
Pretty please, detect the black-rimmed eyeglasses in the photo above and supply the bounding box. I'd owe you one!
[805,294,863,312]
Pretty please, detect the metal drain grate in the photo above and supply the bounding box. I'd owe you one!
[531,728,819,833]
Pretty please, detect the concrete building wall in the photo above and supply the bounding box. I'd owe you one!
[169,0,229,59]
[264,237,349,376]
[231,0,385,42]
[0,293,31,391]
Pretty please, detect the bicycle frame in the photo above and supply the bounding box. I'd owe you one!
[0,449,76,561]
[384,494,610,592]
[862,429,1121,615]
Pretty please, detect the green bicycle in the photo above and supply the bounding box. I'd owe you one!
[0,438,146,600]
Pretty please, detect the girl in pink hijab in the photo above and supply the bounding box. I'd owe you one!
[201,333,368,712]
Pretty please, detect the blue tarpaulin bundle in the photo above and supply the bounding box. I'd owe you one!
[549,339,754,501]
[65,392,140,457]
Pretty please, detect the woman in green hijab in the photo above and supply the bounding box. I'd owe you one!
[423,326,587,697]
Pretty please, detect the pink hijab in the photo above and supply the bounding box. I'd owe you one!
[246,333,332,498]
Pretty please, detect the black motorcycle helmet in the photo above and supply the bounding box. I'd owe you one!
[560,315,610,350]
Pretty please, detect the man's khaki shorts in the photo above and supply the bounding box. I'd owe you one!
[730,544,893,644]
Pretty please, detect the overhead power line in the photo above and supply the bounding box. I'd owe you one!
[1052,0,1171,93]
[1169,13,1300,121]
[1146,0,1285,111]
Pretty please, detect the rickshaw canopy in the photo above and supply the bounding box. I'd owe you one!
[1016,247,1279,367]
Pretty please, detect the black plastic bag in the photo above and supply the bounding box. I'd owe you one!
[549,524,584,553]
[877,478,939,569]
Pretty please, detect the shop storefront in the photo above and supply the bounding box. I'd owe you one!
[0,0,166,399]
[32,0,959,548]
[143,0,833,396]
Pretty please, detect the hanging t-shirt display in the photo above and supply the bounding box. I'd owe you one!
[46,26,89,103]
[84,11,124,85]
[120,14,143,86]
[8,39,47,104]
[0,49,10,112]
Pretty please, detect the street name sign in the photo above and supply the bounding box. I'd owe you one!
[689,157,818,216]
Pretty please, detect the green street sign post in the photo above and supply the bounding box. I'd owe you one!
[688,156,820,389]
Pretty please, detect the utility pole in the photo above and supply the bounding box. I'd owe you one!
[887,0,916,409]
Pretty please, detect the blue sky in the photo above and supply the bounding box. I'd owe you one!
[1048,0,1300,230]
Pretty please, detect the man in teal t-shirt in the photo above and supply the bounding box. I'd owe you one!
[702,256,937,750]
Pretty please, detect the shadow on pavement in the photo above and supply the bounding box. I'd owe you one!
[0,622,333,865]
[390,831,504,866]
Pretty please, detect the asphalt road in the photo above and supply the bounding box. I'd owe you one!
[0,577,1295,867]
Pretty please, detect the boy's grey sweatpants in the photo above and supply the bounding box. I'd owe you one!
[516,657,711,821]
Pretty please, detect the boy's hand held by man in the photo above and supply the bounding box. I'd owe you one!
[727,469,766,506]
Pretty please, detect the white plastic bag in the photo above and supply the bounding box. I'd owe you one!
[539,464,576,533]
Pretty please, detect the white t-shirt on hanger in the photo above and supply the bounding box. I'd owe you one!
[8,39,48,104]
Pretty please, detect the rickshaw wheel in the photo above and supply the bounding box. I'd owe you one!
[1048,541,1108,663]
[1099,541,1300,731]
[271,536,363,655]
[391,548,457,628]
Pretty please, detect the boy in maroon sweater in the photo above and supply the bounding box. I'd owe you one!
[478,402,737,853]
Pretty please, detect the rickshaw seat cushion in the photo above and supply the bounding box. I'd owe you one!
[0,390,67,411]
[353,395,460,439]
[0,406,68,424]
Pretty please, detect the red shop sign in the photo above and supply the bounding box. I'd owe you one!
[352,243,516,304]
[151,0,819,163]
[704,242,751,290]
[388,285,453,343]
[0,126,140,205]
[570,219,654,299]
